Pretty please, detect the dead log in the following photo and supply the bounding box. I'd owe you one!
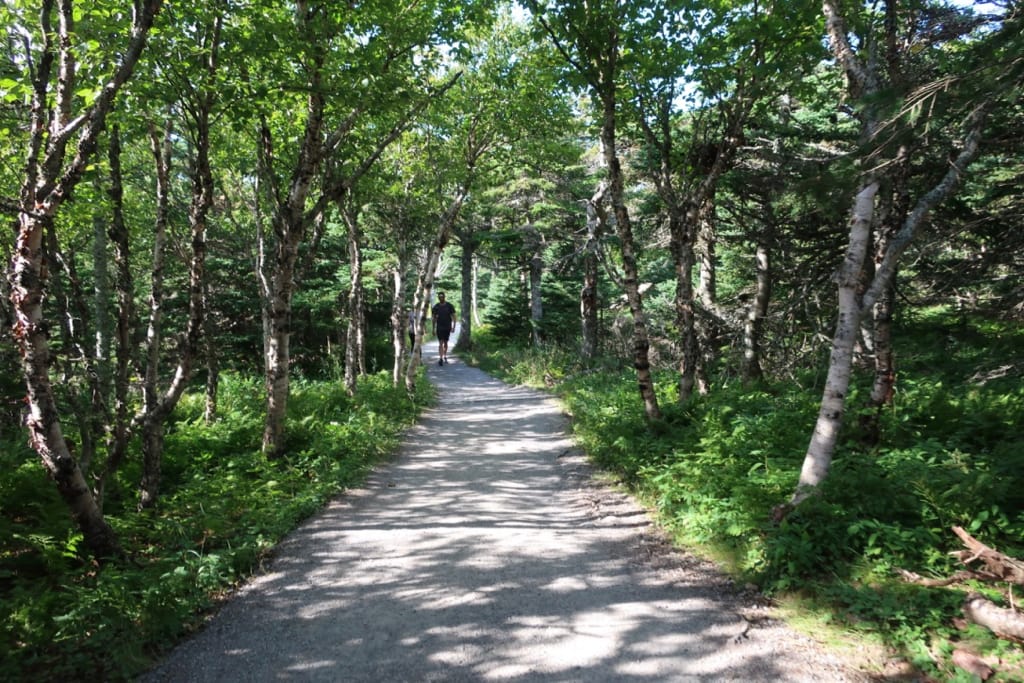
[963,592,1024,642]
[951,526,1024,585]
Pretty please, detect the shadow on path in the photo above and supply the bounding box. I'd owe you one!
[142,345,863,682]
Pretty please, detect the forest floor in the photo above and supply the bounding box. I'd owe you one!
[141,339,873,682]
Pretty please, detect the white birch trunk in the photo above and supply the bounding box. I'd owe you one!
[454,238,474,352]
[471,255,482,327]
[791,181,879,505]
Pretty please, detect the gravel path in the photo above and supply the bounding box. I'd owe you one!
[142,342,868,682]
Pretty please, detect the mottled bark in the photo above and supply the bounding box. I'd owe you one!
[7,0,162,559]
[741,242,771,384]
[633,84,747,403]
[139,108,210,508]
[669,212,698,402]
[43,225,100,474]
[260,40,327,456]
[697,196,717,309]
[599,95,661,420]
[136,119,173,508]
[97,126,134,507]
[863,145,911,439]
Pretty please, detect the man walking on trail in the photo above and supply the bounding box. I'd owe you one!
[432,292,456,366]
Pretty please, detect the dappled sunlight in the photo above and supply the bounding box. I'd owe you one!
[143,360,859,682]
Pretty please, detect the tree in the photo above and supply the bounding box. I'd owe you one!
[246,0,479,454]
[529,0,662,419]
[624,0,824,401]
[783,0,1018,512]
[5,0,164,559]
[134,3,223,508]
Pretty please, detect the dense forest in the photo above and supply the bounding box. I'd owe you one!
[2,0,1022,679]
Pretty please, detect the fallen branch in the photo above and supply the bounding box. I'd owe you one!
[895,568,982,587]
[964,592,1024,643]
[951,526,1024,586]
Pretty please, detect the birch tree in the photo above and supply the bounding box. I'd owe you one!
[784,0,1016,512]
[5,0,163,559]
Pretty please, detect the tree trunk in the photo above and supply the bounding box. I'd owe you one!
[581,183,606,360]
[599,98,661,420]
[204,276,220,425]
[859,143,910,442]
[697,196,717,309]
[10,210,123,559]
[391,267,407,387]
[952,525,1024,585]
[6,0,159,558]
[471,254,482,327]
[964,593,1024,642]
[137,119,174,509]
[790,181,879,507]
[742,241,771,384]
[405,187,469,393]
[260,50,327,456]
[529,231,544,347]
[669,211,698,403]
[4,0,161,557]
[782,1,991,513]
[632,85,748,404]
[90,177,113,466]
[44,226,100,476]
[98,126,135,507]
[343,197,364,395]
[694,194,718,395]
[454,237,475,352]
[139,95,211,508]
[262,226,302,457]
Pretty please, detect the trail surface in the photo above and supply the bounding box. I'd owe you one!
[143,342,867,682]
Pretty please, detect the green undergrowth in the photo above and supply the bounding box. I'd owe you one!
[466,318,1024,681]
[0,370,432,681]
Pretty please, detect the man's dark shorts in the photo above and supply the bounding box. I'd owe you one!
[437,327,452,342]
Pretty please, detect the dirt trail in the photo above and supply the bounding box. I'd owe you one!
[142,342,867,682]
